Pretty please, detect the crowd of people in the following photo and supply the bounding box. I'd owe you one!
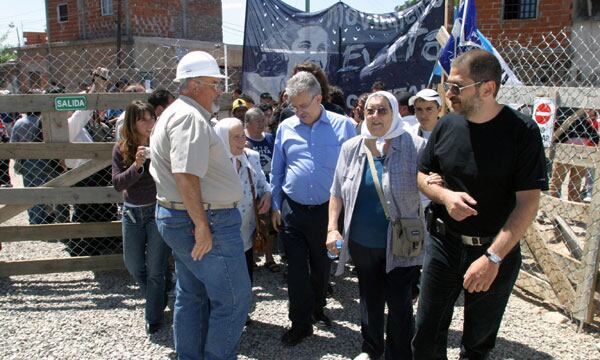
[5,47,592,360]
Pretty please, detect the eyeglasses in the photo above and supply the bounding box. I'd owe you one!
[191,79,224,92]
[290,95,317,113]
[443,81,484,95]
[365,107,389,116]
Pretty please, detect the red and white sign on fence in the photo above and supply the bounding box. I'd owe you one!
[533,97,556,147]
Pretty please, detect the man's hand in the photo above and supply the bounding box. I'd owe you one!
[191,224,212,261]
[271,210,282,232]
[257,193,272,214]
[463,255,499,293]
[326,230,343,256]
[442,190,478,221]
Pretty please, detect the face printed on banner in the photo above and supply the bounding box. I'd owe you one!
[288,26,330,75]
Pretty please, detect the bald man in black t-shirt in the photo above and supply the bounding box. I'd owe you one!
[412,50,548,360]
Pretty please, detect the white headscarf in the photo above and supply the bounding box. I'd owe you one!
[361,90,405,154]
[214,117,245,168]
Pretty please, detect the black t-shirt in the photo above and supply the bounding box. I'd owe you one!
[419,106,548,236]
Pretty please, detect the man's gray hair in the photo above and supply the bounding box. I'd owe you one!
[285,71,322,99]
[178,78,192,93]
[245,107,264,123]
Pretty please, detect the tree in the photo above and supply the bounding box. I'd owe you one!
[0,31,17,64]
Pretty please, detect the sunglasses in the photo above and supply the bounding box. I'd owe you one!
[443,81,485,95]
[365,107,389,116]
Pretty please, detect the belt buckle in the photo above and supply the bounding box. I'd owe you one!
[462,235,482,246]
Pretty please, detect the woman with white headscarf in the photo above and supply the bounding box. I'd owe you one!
[326,91,426,360]
[214,118,272,284]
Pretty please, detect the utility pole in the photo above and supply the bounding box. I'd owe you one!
[305,0,310,12]
[116,0,122,68]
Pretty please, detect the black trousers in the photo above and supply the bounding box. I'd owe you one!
[281,195,331,329]
[349,240,418,360]
[412,233,521,360]
[245,247,254,283]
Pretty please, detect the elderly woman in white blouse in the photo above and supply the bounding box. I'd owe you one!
[215,118,272,283]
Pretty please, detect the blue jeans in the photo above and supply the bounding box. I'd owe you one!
[122,204,170,325]
[21,159,51,224]
[156,205,251,360]
[412,233,521,360]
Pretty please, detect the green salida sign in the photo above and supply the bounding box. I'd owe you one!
[55,96,87,111]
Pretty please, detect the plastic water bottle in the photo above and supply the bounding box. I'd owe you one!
[327,239,343,260]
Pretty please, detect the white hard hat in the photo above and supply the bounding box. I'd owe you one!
[175,51,226,82]
[409,88,441,106]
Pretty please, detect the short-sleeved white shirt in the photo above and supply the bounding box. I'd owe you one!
[149,96,242,205]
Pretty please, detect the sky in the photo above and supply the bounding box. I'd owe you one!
[0,0,407,47]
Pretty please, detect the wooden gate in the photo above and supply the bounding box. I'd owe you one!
[0,92,147,276]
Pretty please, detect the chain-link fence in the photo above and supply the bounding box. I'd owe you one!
[492,25,600,324]
[0,25,599,322]
[0,42,235,260]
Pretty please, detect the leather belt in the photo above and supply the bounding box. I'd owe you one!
[432,218,494,247]
[284,194,328,211]
[157,199,237,211]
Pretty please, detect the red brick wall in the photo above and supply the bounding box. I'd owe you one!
[47,0,80,42]
[23,32,47,45]
[476,0,573,44]
[47,0,222,43]
[129,0,184,38]
[82,0,119,39]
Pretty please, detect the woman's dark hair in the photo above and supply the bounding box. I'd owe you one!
[292,61,330,99]
[351,93,370,123]
[329,85,346,112]
[118,100,155,167]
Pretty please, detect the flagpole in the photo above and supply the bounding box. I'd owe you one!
[439,0,454,116]
[444,0,453,31]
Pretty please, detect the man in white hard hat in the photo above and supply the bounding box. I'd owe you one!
[150,51,250,359]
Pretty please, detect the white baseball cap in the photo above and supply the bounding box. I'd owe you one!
[409,88,442,107]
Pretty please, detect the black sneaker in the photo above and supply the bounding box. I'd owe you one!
[145,323,161,335]
[280,326,313,346]
[311,312,332,327]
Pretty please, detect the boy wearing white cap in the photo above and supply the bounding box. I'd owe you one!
[408,89,442,141]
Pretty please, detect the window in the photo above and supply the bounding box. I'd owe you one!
[101,0,113,16]
[57,4,68,23]
[504,0,538,20]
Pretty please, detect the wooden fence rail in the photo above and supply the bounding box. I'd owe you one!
[0,93,145,276]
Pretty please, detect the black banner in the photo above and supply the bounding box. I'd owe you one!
[242,0,444,109]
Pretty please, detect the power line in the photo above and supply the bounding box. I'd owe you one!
[0,9,43,22]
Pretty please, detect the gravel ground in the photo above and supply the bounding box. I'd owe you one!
[1,228,599,360]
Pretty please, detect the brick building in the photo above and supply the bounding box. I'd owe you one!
[475,0,600,84]
[47,0,222,43]
[476,0,574,43]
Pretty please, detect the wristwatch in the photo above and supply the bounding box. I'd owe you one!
[485,249,502,264]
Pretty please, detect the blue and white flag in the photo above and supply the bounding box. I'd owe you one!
[437,0,521,85]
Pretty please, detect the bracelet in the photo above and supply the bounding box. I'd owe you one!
[327,229,338,233]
